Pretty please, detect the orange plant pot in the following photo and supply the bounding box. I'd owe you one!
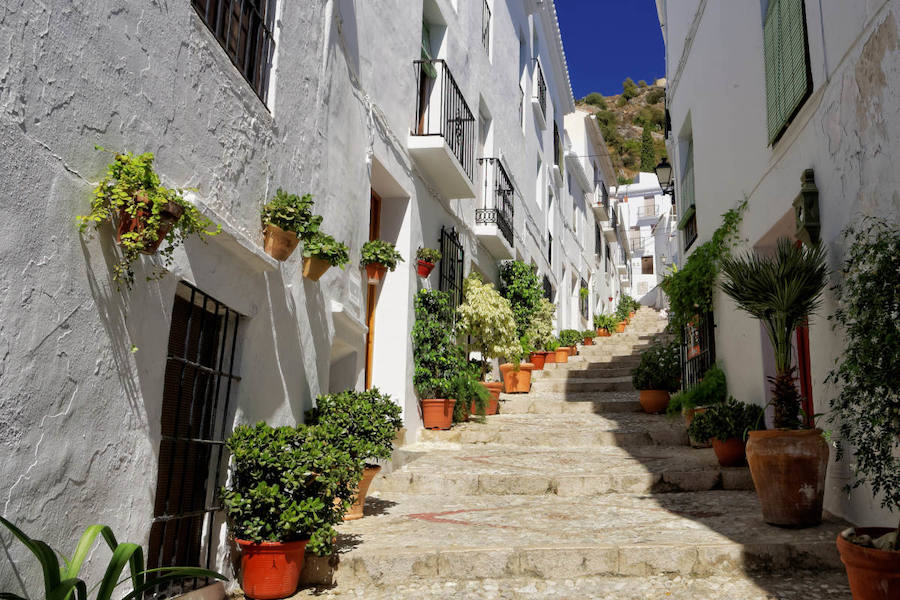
[344,465,382,521]
[236,538,308,600]
[302,256,331,281]
[365,262,388,284]
[544,351,558,364]
[117,192,185,255]
[500,363,534,394]
[263,223,300,261]
[555,349,569,363]
[582,337,594,346]
[615,322,626,333]
[564,346,576,357]
[421,398,455,429]
[711,437,746,467]
[529,351,548,370]
[597,328,611,337]
[837,527,900,600]
[638,389,670,414]
[481,382,502,415]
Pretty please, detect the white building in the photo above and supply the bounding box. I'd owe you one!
[657,0,900,527]
[0,0,619,593]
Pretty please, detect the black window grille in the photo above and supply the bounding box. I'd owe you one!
[439,226,465,310]
[683,212,698,251]
[553,122,563,171]
[595,225,602,257]
[191,0,276,104]
[475,158,514,248]
[547,231,553,265]
[534,59,547,116]
[681,311,716,391]
[481,0,491,53]
[542,275,553,302]
[148,282,240,597]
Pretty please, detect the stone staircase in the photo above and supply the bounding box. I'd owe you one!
[295,308,851,598]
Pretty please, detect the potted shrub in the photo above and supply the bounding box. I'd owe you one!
[526,297,556,370]
[412,289,464,428]
[558,329,582,356]
[499,260,544,340]
[688,398,765,466]
[631,340,681,413]
[720,237,829,526]
[77,149,220,289]
[260,189,322,261]
[301,231,350,281]
[550,338,568,363]
[416,247,442,277]
[582,329,596,345]
[360,239,404,284]
[306,388,401,521]
[594,313,616,336]
[828,219,900,599]
[666,364,729,447]
[221,422,359,599]
[449,366,491,422]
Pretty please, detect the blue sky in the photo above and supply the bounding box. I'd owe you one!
[555,0,665,98]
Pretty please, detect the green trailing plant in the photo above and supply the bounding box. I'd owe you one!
[720,238,828,429]
[525,297,556,351]
[412,289,465,399]
[0,517,224,600]
[558,329,582,348]
[260,188,323,240]
[593,313,618,331]
[579,287,589,300]
[499,260,544,339]
[665,364,729,417]
[303,231,350,268]
[457,273,520,378]
[305,388,402,465]
[632,340,681,391]
[688,397,766,443]
[360,240,404,270]
[220,421,360,556]
[77,149,219,289]
[416,247,442,263]
[660,202,746,331]
[827,219,900,548]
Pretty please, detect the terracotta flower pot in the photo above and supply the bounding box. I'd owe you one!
[421,398,455,429]
[117,192,184,255]
[746,429,829,526]
[416,260,435,277]
[529,351,548,370]
[263,223,300,261]
[583,337,594,346]
[555,349,569,363]
[639,389,670,414]
[711,437,746,467]
[500,363,534,394]
[685,406,712,448]
[837,527,900,600]
[302,256,331,281]
[615,322,626,333]
[597,328,611,337]
[480,382,502,415]
[561,346,576,357]
[236,538,308,600]
[544,350,558,364]
[365,262,388,284]
[344,464,381,521]
[629,311,636,318]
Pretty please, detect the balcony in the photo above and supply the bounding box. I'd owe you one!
[635,204,658,225]
[532,58,547,129]
[475,158,515,259]
[409,59,476,199]
[592,185,611,222]
[630,236,650,256]
[604,206,618,241]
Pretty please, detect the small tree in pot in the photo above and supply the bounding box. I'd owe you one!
[631,340,681,414]
[360,240,404,284]
[412,289,464,428]
[828,219,900,599]
[720,237,828,526]
[688,397,765,466]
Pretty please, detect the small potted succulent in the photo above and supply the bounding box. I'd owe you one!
[582,329,596,346]
[525,298,556,370]
[558,329,582,356]
[687,397,765,466]
[416,247,442,277]
[413,289,464,427]
[360,240,404,284]
[631,340,681,414]
[301,231,350,280]
[260,189,322,261]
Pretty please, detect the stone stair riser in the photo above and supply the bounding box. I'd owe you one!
[419,428,688,447]
[499,398,641,414]
[530,380,634,393]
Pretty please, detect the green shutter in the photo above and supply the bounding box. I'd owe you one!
[421,22,437,78]
[764,0,811,143]
[764,1,782,142]
[679,141,694,221]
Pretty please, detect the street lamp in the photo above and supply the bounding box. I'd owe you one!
[654,157,673,191]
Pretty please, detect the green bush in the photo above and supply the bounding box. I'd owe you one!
[360,239,404,270]
[582,92,607,109]
[622,77,638,100]
[305,388,402,464]
[261,188,322,240]
[593,313,618,331]
[416,247,442,263]
[303,231,350,268]
[448,367,490,423]
[665,364,729,416]
[499,260,543,339]
[220,422,361,556]
[581,329,596,339]
[640,127,656,171]
[412,289,464,398]
[558,329,582,348]
[688,398,765,443]
[632,340,680,391]
[526,297,556,351]
[645,87,665,105]
[546,337,560,351]
[457,273,520,373]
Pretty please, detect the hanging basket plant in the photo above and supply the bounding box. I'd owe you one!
[260,189,323,261]
[77,148,219,289]
[360,240,404,284]
[301,231,350,281]
[415,247,442,278]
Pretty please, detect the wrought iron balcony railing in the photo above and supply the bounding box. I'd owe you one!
[475,158,514,248]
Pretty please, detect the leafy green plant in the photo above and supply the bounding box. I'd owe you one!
[0,516,224,600]
[457,273,520,378]
[579,287,589,300]
[665,364,729,417]
[615,298,630,322]
[525,297,556,351]
[558,329,582,348]
[448,367,490,423]
[720,238,828,429]
[260,189,323,240]
[688,398,765,443]
[546,338,560,352]
[499,261,544,339]
[303,231,350,268]
[827,219,900,546]
[632,340,681,391]
[582,329,596,340]
[360,240,404,270]
[77,149,219,289]
[305,388,402,465]
[412,289,465,398]
[640,126,655,171]
[221,422,361,556]
[416,247,442,263]
[593,313,618,331]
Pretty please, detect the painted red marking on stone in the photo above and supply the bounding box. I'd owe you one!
[405,507,517,529]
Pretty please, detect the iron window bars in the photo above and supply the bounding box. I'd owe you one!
[481,0,491,53]
[413,59,476,182]
[547,231,553,265]
[683,213,698,251]
[147,282,240,598]
[533,59,547,117]
[191,0,276,104]
[475,158,514,248]
[681,311,716,391]
[438,226,465,311]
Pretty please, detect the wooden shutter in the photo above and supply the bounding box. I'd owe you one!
[764,0,811,143]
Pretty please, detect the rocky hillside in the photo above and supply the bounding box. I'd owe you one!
[577,78,667,184]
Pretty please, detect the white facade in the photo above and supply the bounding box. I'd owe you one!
[657,0,900,527]
[0,0,615,592]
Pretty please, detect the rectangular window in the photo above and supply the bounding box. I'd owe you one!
[641,256,654,275]
[677,140,697,250]
[191,0,276,103]
[763,0,812,143]
[481,0,491,54]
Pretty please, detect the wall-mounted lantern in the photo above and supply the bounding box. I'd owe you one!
[793,168,820,246]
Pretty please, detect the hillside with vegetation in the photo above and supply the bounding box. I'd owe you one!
[577,78,667,184]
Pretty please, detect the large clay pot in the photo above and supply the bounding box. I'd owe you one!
[639,389,670,414]
[712,437,746,467]
[597,328,611,337]
[302,256,331,281]
[500,363,535,394]
[236,538,308,600]
[421,398,455,429]
[555,349,569,363]
[685,406,712,448]
[562,346,576,357]
[263,223,300,261]
[582,337,594,346]
[344,465,381,521]
[615,322,626,333]
[746,429,829,526]
[480,382,502,415]
[544,350,558,364]
[837,527,900,600]
[529,351,548,370]
[365,262,388,284]
[117,192,185,255]
[416,260,435,277]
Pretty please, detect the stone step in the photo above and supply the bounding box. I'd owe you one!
[544,356,641,370]
[499,393,641,414]
[300,492,847,587]
[376,445,754,496]
[530,377,634,393]
[419,413,688,448]
[537,365,634,379]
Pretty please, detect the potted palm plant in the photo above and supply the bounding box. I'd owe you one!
[828,219,900,599]
[301,231,350,280]
[416,247,442,277]
[687,397,765,466]
[412,289,463,428]
[631,340,681,413]
[526,297,556,369]
[260,189,322,261]
[360,240,404,284]
[720,237,829,526]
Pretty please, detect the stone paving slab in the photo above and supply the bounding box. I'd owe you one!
[530,378,634,393]
[299,491,846,586]
[537,366,635,379]
[499,393,641,414]
[376,444,752,495]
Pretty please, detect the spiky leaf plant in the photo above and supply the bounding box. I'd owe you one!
[720,237,828,429]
